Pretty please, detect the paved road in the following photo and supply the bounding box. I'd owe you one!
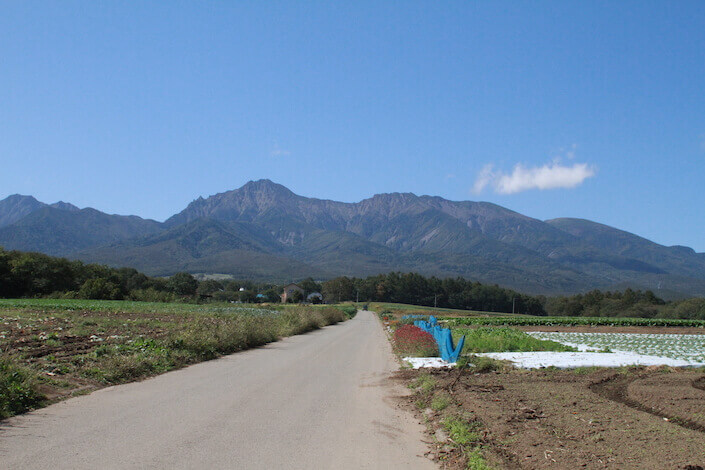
[0,311,436,469]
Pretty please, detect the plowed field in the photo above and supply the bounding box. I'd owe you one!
[399,367,705,469]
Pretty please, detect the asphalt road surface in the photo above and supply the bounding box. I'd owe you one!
[0,310,436,469]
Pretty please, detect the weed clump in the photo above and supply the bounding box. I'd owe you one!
[0,356,45,419]
[431,393,451,411]
[406,370,493,469]
[409,373,436,394]
[336,305,358,318]
[443,414,481,446]
[468,355,504,373]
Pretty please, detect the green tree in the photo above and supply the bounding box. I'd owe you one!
[291,290,304,303]
[298,278,322,296]
[322,277,354,303]
[0,249,13,297]
[197,280,223,296]
[239,289,257,303]
[263,288,281,303]
[78,278,122,300]
[167,272,198,296]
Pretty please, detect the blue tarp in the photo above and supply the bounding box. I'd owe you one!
[414,315,465,363]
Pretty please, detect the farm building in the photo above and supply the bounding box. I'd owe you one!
[281,283,304,303]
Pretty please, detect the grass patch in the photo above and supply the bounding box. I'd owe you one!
[443,414,481,446]
[0,356,45,419]
[467,448,493,470]
[332,304,358,318]
[406,370,493,470]
[467,355,506,373]
[431,393,451,411]
[455,327,576,353]
[409,372,436,394]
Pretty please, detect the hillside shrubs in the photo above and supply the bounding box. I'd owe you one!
[393,325,439,357]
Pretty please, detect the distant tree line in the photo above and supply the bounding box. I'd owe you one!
[2,247,704,319]
[0,247,186,301]
[544,288,705,320]
[0,247,321,303]
[321,272,546,315]
[321,273,705,320]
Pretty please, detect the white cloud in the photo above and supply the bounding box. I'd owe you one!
[471,164,494,194]
[472,162,595,195]
[270,141,290,157]
[557,143,578,160]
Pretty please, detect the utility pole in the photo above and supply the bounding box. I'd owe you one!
[434,294,437,308]
[356,289,359,303]
[512,297,515,314]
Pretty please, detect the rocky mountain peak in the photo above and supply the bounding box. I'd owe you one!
[50,201,81,211]
[0,194,46,228]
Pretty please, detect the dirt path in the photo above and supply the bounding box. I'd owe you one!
[590,372,705,433]
[0,311,435,470]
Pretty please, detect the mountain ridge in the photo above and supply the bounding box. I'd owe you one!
[1,180,703,297]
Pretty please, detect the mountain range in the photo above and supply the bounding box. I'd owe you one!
[1,179,704,298]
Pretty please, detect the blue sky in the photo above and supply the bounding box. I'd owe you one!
[2,1,704,250]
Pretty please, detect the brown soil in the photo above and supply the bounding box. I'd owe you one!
[397,367,705,469]
[610,370,705,432]
[1,310,172,402]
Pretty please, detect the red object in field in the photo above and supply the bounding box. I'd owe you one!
[393,324,439,357]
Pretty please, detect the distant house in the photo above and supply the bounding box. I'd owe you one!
[281,283,304,303]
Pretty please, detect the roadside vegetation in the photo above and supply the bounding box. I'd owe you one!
[0,356,44,419]
[406,371,495,469]
[382,312,506,467]
[0,301,348,419]
[382,310,572,360]
[393,324,439,357]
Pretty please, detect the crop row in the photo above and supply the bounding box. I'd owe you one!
[528,331,705,363]
[443,316,705,328]
[0,298,280,316]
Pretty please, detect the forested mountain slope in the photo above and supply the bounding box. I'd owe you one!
[1,180,704,296]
